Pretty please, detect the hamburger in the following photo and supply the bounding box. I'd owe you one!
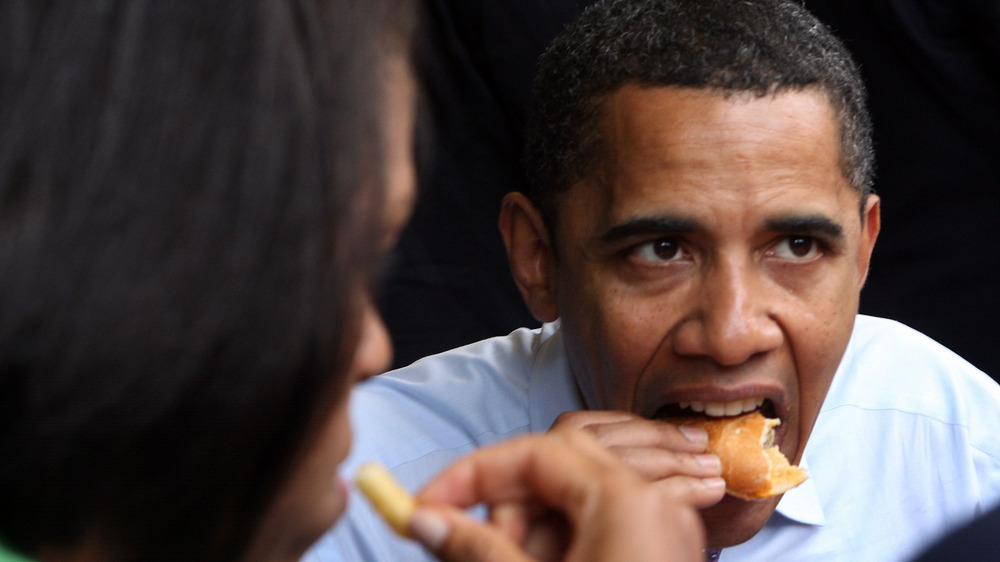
[675,410,808,500]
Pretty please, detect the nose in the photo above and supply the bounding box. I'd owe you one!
[672,259,783,366]
[351,297,393,381]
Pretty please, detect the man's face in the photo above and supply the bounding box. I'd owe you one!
[544,86,879,546]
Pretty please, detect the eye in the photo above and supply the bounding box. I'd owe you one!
[631,238,686,264]
[772,236,821,260]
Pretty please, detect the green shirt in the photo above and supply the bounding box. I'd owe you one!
[0,540,33,562]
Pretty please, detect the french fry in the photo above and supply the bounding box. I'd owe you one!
[354,462,416,537]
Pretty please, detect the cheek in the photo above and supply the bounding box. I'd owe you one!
[798,276,860,359]
[561,286,673,410]
[781,253,861,358]
[279,404,355,553]
[301,411,354,548]
[244,403,352,562]
[314,403,354,514]
[785,287,857,441]
[351,303,393,380]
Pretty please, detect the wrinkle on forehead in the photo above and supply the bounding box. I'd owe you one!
[587,86,850,230]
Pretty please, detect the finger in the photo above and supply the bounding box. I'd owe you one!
[608,446,722,480]
[417,430,627,512]
[553,410,645,428]
[490,501,531,544]
[554,411,710,454]
[599,490,710,562]
[655,475,728,509]
[587,418,709,453]
[519,508,571,560]
[409,507,534,562]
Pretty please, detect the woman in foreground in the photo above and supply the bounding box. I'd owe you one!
[0,1,718,560]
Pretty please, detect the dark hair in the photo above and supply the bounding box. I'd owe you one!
[525,0,874,229]
[0,0,411,559]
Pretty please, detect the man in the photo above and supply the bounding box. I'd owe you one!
[306,0,1000,560]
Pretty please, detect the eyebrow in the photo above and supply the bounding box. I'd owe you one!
[598,213,846,245]
[599,216,700,244]
[765,214,844,240]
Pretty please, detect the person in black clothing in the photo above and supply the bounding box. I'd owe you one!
[912,502,1000,560]
[382,1,595,368]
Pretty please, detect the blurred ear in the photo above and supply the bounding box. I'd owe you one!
[857,194,881,289]
[498,192,559,323]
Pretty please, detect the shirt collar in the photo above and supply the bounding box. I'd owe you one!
[528,321,586,431]
[772,456,826,526]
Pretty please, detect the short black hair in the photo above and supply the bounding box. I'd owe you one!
[0,0,410,559]
[525,0,873,228]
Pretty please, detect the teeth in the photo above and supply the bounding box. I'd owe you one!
[725,401,745,416]
[705,402,727,416]
[678,397,764,417]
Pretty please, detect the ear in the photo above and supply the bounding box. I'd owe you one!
[498,192,559,323]
[857,194,881,289]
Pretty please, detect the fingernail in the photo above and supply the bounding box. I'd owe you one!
[703,477,726,491]
[679,425,708,444]
[696,454,720,469]
[409,508,450,551]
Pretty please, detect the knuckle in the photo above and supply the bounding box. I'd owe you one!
[443,526,509,562]
[552,410,587,427]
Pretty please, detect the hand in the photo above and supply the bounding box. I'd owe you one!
[409,426,725,562]
[551,410,722,499]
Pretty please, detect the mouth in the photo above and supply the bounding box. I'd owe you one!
[652,397,779,421]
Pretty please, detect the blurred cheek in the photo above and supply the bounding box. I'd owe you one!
[243,402,353,562]
[351,300,392,383]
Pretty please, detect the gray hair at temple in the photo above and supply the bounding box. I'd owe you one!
[524,0,874,229]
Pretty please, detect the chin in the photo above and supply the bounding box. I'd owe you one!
[700,494,781,548]
[243,517,337,562]
[243,483,347,562]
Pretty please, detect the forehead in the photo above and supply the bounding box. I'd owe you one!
[603,85,840,161]
[560,86,855,230]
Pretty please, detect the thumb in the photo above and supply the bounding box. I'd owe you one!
[409,507,535,562]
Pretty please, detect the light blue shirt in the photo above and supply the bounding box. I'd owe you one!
[305,316,1000,561]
